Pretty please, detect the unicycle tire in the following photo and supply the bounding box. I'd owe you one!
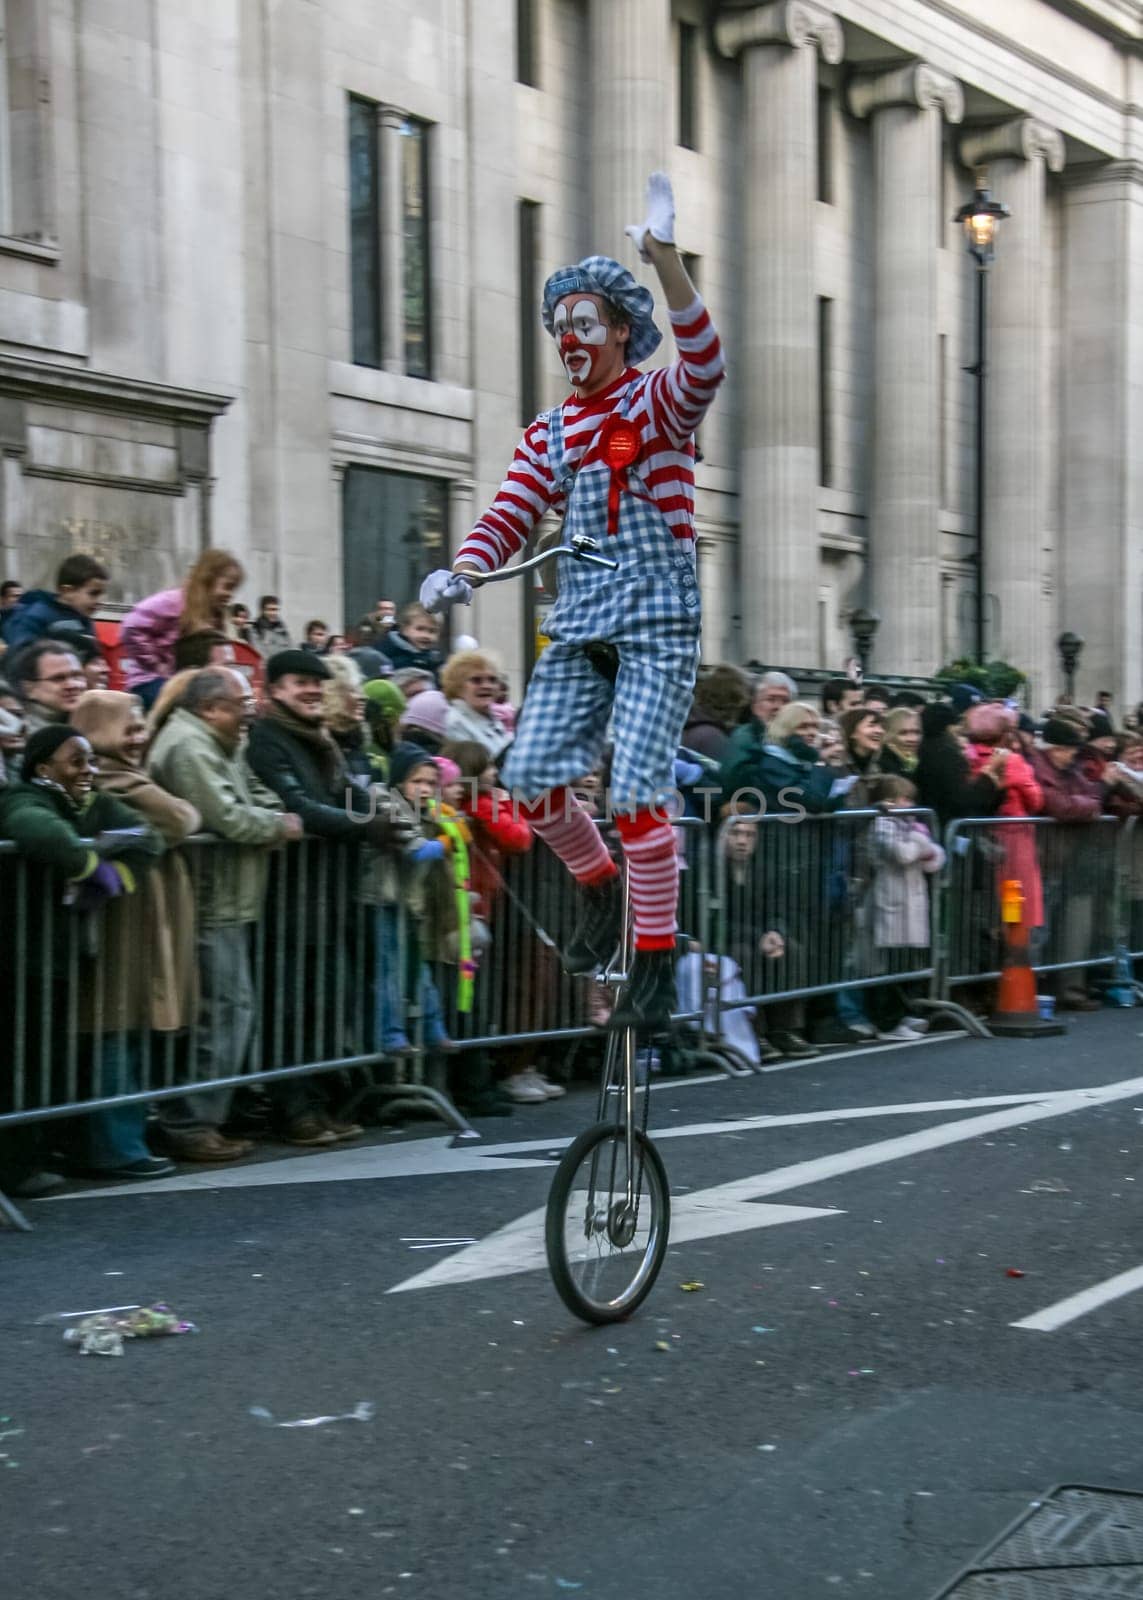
[545,1119,670,1325]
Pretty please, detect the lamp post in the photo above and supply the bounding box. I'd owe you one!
[955,173,1010,666]
[849,608,880,678]
[1057,631,1084,703]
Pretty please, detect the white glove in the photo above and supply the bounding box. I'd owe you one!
[419,569,474,614]
[624,171,676,263]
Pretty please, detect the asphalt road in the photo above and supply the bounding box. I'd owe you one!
[4,1011,1143,1600]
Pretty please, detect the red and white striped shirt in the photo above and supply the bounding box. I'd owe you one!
[457,296,725,574]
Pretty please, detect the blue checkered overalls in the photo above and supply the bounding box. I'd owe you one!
[501,382,701,809]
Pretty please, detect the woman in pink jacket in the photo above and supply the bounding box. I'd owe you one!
[120,549,244,708]
[962,702,1045,927]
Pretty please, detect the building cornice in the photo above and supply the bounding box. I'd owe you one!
[0,357,231,427]
[1040,0,1142,47]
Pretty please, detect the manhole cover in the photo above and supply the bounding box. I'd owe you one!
[932,1486,1143,1597]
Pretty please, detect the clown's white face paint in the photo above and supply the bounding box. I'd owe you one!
[552,294,626,396]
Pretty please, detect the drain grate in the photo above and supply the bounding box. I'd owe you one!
[931,1486,1143,1598]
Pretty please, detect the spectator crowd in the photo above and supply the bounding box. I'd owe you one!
[2,547,1140,1200]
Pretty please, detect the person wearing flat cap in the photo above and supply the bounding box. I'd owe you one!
[420,173,725,1027]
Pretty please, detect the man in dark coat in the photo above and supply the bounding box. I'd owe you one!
[245,650,413,1139]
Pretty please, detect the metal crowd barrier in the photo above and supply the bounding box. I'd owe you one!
[4,805,1140,1228]
[0,835,473,1149]
[938,814,1128,991]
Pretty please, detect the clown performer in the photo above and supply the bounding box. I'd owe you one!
[420,173,724,1028]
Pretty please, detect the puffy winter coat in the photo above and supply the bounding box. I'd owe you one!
[119,587,184,688]
[870,813,945,948]
[2,590,97,654]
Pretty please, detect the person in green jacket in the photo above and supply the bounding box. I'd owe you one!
[0,723,173,1185]
[147,667,304,1156]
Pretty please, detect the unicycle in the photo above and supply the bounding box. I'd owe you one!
[544,867,671,1324]
[453,537,671,1323]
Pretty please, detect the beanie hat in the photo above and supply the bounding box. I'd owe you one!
[399,688,450,737]
[1042,716,1085,748]
[921,702,960,739]
[433,756,461,787]
[389,742,440,790]
[948,682,983,714]
[348,646,390,681]
[22,723,83,780]
[265,649,330,685]
[362,677,406,724]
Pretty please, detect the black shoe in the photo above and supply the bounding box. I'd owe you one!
[611,949,677,1031]
[10,1169,66,1198]
[769,1029,820,1059]
[563,872,624,974]
[808,1019,866,1048]
[755,1036,786,1065]
[80,1156,177,1182]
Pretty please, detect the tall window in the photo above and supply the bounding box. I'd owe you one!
[677,22,698,150]
[817,296,834,488]
[401,116,432,380]
[518,199,541,424]
[816,85,833,205]
[348,96,381,368]
[516,0,538,86]
[342,467,449,633]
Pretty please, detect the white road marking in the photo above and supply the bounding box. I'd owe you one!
[45,1138,554,1200]
[49,1089,1058,1200]
[1011,1264,1143,1333]
[479,1091,1061,1156]
[389,1198,842,1293]
[386,1073,1143,1293]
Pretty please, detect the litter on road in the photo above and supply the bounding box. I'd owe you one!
[249,1401,375,1428]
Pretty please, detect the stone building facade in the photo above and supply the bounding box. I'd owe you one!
[0,0,1139,706]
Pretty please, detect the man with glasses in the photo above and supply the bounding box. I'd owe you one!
[148,668,303,1162]
[8,640,86,735]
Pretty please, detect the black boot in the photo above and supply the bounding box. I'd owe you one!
[611,949,677,1031]
[563,872,624,974]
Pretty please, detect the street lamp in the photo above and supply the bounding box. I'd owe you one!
[955,172,1010,665]
[849,608,880,677]
[1057,631,1084,702]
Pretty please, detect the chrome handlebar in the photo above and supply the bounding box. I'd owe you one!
[469,533,618,586]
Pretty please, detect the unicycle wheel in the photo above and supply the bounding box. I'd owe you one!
[545,1119,670,1324]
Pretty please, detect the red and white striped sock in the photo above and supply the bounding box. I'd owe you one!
[614,811,678,951]
[518,788,617,885]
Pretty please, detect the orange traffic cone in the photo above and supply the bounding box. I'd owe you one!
[989,878,1065,1037]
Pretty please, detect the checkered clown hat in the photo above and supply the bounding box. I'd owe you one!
[541,255,662,366]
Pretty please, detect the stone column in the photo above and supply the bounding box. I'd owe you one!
[588,0,671,258]
[1059,161,1143,706]
[715,2,843,666]
[959,117,1065,700]
[379,106,406,374]
[848,63,964,676]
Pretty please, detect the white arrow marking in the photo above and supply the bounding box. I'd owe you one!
[388,1197,842,1293]
[1012,1263,1143,1333]
[387,1073,1143,1293]
[47,1089,1055,1201]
